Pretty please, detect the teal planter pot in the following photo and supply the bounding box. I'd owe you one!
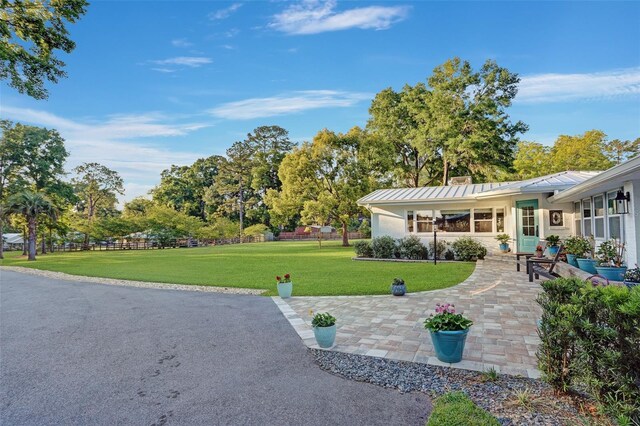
[566,254,579,267]
[548,245,560,256]
[391,284,406,296]
[576,258,598,274]
[277,282,292,298]
[429,329,469,363]
[595,266,627,282]
[499,243,509,253]
[313,325,336,348]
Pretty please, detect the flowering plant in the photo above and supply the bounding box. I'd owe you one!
[536,245,544,252]
[423,303,473,332]
[624,265,640,283]
[276,273,291,284]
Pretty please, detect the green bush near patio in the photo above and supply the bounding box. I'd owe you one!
[0,240,475,296]
[426,391,499,426]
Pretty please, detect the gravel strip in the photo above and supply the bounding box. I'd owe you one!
[0,266,265,295]
[311,349,602,426]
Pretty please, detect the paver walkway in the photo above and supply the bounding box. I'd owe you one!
[273,258,543,378]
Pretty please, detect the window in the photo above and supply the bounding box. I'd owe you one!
[416,210,433,233]
[407,211,414,233]
[474,208,493,232]
[521,205,536,236]
[593,195,605,238]
[496,208,505,233]
[574,202,582,236]
[607,190,623,240]
[435,209,470,232]
[583,199,592,237]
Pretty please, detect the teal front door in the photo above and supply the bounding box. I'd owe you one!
[516,200,539,253]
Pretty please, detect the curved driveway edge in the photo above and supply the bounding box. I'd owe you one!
[1,269,430,425]
[273,258,543,378]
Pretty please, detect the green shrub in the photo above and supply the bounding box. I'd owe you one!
[537,278,640,421]
[311,312,336,327]
[564,236,593,257]
[371,235,397,259]
[426,392,500,426]
[353,240,373,258]
[358,219,371,238]
[397,235,426,260]
[451,237,487,261]
[428,240,448,260]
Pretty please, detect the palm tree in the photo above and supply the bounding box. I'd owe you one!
[4,191,58,261]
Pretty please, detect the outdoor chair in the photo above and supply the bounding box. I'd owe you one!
[515,241,547,273]
[527,244,564,282]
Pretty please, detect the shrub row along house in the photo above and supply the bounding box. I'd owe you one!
[358,157,640,266]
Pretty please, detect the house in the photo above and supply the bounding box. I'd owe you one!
[358,157,640,266]
[2,233,24,251]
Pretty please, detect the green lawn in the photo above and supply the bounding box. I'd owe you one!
[0,241,475,296]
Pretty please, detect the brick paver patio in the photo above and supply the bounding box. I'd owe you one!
[272,257,543,378]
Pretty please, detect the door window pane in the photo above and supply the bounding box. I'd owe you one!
[407,211,414,233]
[416,210,433,233]
[521,206,536,237]
[474,208,493,233]
[435,210,470,232]
[496,208,505,232]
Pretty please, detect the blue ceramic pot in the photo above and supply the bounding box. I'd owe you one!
[548,245,560,256]
[313,325,336,348]
[429,329,469,363]
[576,258,598,274]
[277,282,292,298]
[566,254,579,267]
[391,283,406,296]
[595,266,627,282]
[499,243,509,252]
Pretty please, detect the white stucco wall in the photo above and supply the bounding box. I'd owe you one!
[624,179,639,266]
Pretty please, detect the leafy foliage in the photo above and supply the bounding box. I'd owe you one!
[429,239,448,260]
[537,278,640,421]
[357,219,371,238]
[397,235,426,260]
[426,392,500,426]
[545,234,561,246]
[0,0,88,99]
[371,235,396,259]
[595,239,625,267]
[311,312,336,328]
[451,237,487,261]
[353,240,373,258]
[424,303,473,331]
[495,233,510,244]
[564,236,592,258]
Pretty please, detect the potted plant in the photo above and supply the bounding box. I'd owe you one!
[535,245,544,258]
[390,277,406,296]
[495,234,510,253]
[564,236,591,267]
[276,273,292,298]
[576,236,598,274]
[595,239,627,281]
[424,303,473,363]
[311,312,336,348]
[623,265,640,289]
[545,235,561,256]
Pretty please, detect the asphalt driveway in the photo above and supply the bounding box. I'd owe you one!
[0,270,429,425]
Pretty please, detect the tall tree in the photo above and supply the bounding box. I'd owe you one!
[266,128,381,247]
[513,141,551,179]
[0,0,89,99]
[0,120,25,259]
[72,162,124,246]
[550,130,613,171]
[4,190,57,260]
[604,138,639,165]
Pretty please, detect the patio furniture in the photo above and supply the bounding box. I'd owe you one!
[515,252,534,272]
[528,245,564,282]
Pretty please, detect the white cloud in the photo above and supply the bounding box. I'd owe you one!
[171,38,193,48]
[270,0,410,35]
[151,56,212,68]
[1,106,209,203]
[518,67,640,103]
[209,3,242,20]
[209,90,372,119]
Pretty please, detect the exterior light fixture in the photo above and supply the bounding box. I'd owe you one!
[615,190,630,214]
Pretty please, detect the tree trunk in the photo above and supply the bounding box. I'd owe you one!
[238,186,244,243]
[0,218,4,260]
[341,221,349,247]
[41,231,47,254]
[49,228,54,252]
[27,217,37,261]
[22,229,27,256]
[442,158,449,186]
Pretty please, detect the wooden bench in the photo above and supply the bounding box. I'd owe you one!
[527,245,564,282]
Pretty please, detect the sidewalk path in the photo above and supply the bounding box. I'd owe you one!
[274,258,542,378]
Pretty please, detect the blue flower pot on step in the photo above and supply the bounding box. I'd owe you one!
[595,266,627,282]
[313,325,336,348]
[499,243,509,253]
[548,245,559,256]
[277,282,292,298]
[429,329,469,363]
[566,254,579,267]
[576,258,597,274]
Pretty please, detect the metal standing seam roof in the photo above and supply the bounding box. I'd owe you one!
[357,171,603,205]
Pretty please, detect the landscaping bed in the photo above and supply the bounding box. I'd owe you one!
[311,349,608,426]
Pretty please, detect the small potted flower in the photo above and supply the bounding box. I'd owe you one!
[564,236,591,267]
[545,235,561,256]
[623,265,640,289]
[535,245,544,258]
[595,239,627,281]
[424,303,473,363]
[311,312,336,348]
[495,234,511,253]
[276,273,292,298]
[390,277,406,296]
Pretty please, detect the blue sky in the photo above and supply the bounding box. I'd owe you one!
[2,0,639,202]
